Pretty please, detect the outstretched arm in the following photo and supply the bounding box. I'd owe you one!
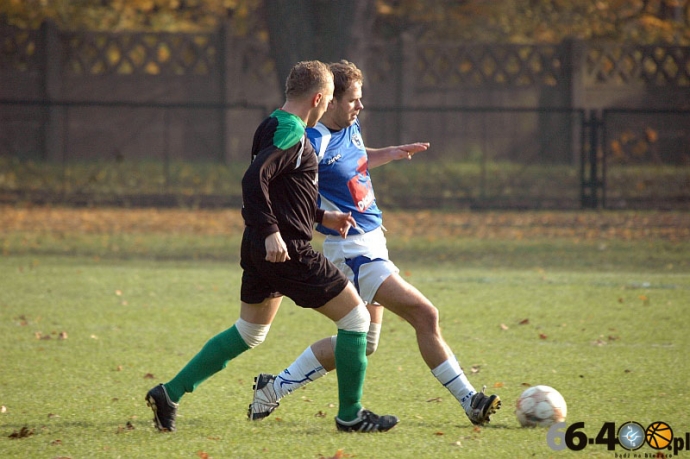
[366,142,430,169]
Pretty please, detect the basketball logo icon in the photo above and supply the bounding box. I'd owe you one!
[646,421,673,450]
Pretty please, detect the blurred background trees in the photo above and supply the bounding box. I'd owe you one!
[1,0,689,45]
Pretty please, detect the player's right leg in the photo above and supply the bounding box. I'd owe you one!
[315,283,398,432]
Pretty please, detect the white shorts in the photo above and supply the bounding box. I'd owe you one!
[322,227,399,304]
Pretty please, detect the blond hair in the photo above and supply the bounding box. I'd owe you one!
[285,60,333,100]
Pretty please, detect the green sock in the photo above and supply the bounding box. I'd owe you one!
[335,329,368,422]
[164,325,250,403]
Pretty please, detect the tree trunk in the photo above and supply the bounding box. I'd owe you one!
[263,0,376,94]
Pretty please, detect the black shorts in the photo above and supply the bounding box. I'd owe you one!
[240,228,349,309]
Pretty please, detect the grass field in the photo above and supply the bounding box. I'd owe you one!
[1,207,689,458]
[3,157,688,209]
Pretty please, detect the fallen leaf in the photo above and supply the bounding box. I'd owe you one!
[519,318,529,325]
[8,426,34,439]
[435,431,445,436]
[500,323,509,330]
[493,382,504,388]
[539,333,548,340]
[48,413,60,418]
[426,397,442,403]
[318,449,351,459]
[50,439,62,446]
[1,406,6,413]
[314,410,327,418]
[143,373,155,379]
[58,331,68,340]
[116,422,135,434]
[196,452,210,459]
[470,365,480,374]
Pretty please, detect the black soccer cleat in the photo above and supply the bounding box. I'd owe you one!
[335,409,399,433]
[466,385,501,425]
[145,384,179,432]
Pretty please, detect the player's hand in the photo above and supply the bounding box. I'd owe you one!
[264,232,291,263]
[395,142,430,161]
[322,211,357,238]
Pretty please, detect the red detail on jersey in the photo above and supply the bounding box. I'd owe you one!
[347,156,375,211]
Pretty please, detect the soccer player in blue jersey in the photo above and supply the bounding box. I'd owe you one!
[146,60,398,433]
[249,60,501,426]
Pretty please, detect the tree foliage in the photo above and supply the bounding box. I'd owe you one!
[0,0,253,32]
[1,0,689,44]
[377,0,690,44]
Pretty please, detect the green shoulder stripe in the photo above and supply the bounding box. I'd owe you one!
[271,109,306,151]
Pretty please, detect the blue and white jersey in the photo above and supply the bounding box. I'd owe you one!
[307,118,383,236]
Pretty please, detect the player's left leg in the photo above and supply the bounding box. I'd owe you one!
[148,297,281,431]
[374,272,500,425]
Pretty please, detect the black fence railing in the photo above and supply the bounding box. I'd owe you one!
[1,99,688,210]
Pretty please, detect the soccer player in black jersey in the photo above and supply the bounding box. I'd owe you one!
[146,61,398,433]
[249,60,501,427]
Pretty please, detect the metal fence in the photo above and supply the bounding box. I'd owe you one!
[1,99,688,210]
[1,20,689,210]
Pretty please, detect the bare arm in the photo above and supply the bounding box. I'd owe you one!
[366,142,430,169]
[321,211,357,238]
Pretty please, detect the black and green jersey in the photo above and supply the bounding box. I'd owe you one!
[241,109,323,241]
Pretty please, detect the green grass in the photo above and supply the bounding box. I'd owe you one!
[1,222,689,458]
[3,156,688,208]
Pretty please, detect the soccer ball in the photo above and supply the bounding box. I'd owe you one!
[515,385,567,427]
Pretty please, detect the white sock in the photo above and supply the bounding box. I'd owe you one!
[273,346,328,399]
[431,357,476,411]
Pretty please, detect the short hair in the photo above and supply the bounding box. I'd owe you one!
[285,60,333,100]
[329,60,363,100]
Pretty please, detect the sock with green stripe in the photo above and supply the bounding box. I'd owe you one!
[334,329,368,421]
[164,325,250,403]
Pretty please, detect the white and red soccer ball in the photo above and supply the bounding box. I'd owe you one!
[515,385,567,427]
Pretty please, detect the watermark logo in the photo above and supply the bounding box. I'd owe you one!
[618,422,645,451]
[547,421,688,456]
[647,422,674,450]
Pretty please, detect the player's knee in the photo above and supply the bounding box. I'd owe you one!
[335,303,370,333]
[410,303,440,333]
[235,318,270,348]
